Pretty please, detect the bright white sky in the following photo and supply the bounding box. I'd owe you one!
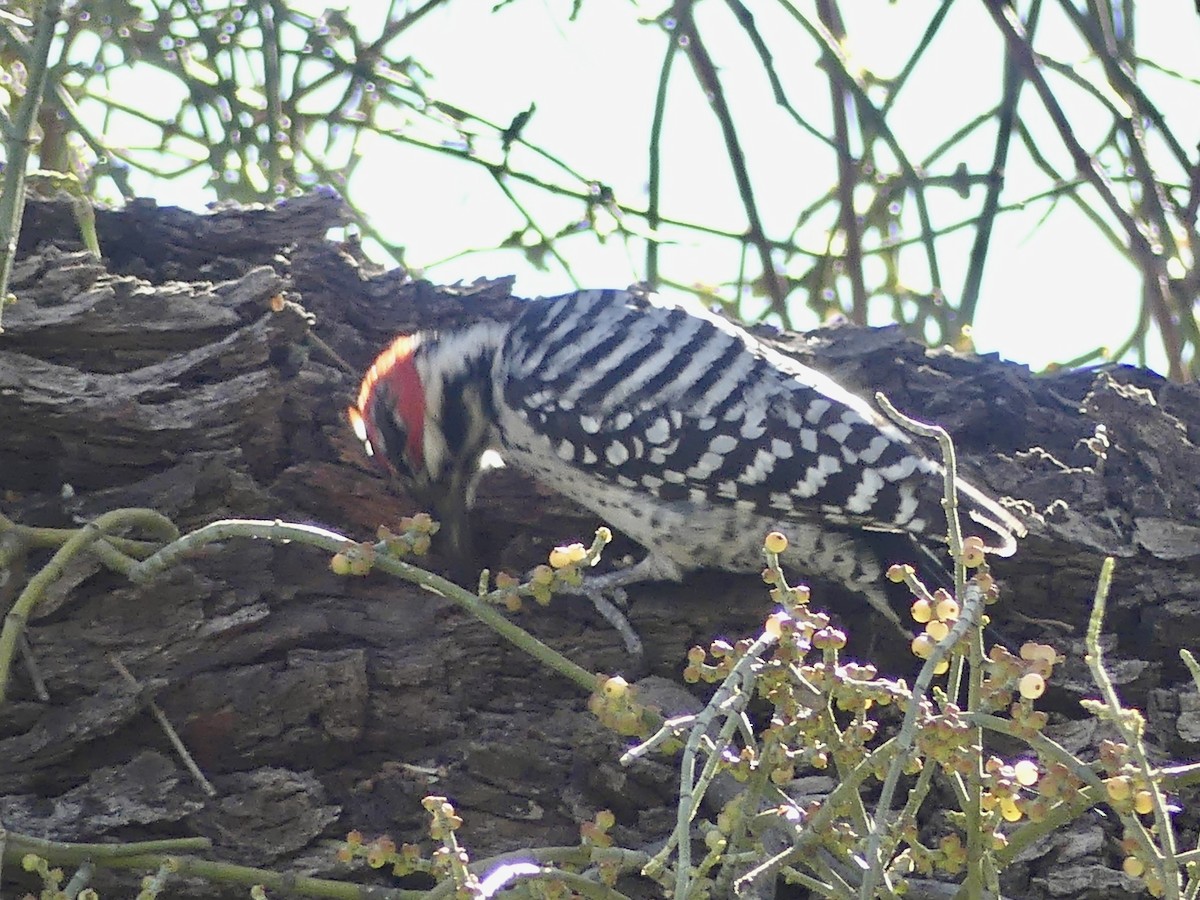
[112,1,1200,375]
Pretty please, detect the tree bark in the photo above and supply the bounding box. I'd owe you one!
[2,191,1198,898]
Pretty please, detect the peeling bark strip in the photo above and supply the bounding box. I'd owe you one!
[2,192,1200,897]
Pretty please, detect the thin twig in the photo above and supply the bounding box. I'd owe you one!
[723,0,833,147]
[1085,557,1183,898]
[778,3,945,321]
[982,0,1187,380]
[959,0,1037,334]
[108,655,218,798]
[261,0,286,190]
[17,632,49,702]
[816,0,868,324]
[676,4,786,311]
[4,833,212,862]
[0,0,65,332]
[733,737,901,891]
[61,859,94,900]
[130,518,601,692]
[880,0,953,116]
[646,11,682,288]
[0,509,178,705]
[863,394,993,899]
[488,168,580,286]
[669,634,769,900]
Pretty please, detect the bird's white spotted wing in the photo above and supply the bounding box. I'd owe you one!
[497,289,946,536]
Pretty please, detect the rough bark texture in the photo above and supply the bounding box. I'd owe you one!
[2,191,1199,898]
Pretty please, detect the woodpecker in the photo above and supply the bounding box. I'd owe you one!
[349,289,1025,630]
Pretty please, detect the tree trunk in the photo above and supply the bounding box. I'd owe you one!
[2,191,1198,898]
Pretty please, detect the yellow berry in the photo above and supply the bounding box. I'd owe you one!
[911,633,937,660]
[764,611,791,639]
[925,620,950,642]
[1123,856,1145,878]
[1105,776,1132,802]
[887,563,913,583]
[1024,643,1058,666]
[1134,790,1154,815]
[531,565,554,586]
[1014,760,1039,787]
[549,543,587,568]
[935,597,960,621]
[602,676,629,699]
[764,531,789,554]
[1018,672,1046,700]
[330,552,352,575]
[962,536,986,568]
[998,796,1022,822]
[911,598,933,623]
[933,659,949,675]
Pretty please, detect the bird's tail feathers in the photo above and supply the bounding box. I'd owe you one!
[955,476,1026,558]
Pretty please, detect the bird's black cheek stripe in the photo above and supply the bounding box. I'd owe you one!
[441,391,471,460]
[373,399,416,480]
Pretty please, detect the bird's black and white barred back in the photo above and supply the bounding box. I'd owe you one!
[350,288,1025,614]
[496,290,1022,542]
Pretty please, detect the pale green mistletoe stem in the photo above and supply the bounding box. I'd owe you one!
[130,518,599,691]
[863,394,987,900]
[0,508,178,704]
[1086,557,1182,899]
[667,632,771,900]
[0,0,64,330]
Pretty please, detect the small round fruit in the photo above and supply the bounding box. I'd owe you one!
[911,633,937,660]
[330,552,352,576]
[1018,672,1046,700]
[1014,759,1039,787]
[998,796,1022,822]
[925,620,950,642]
[1122,856,1145,878]
[1134,790,1154,815]
[935,596,960,621]
[764,531,789,554]
[549,543,587,568]
[602,676,630,699]
[1105,776,1132,802]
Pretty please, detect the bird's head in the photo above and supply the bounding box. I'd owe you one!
[348,325,506,559]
